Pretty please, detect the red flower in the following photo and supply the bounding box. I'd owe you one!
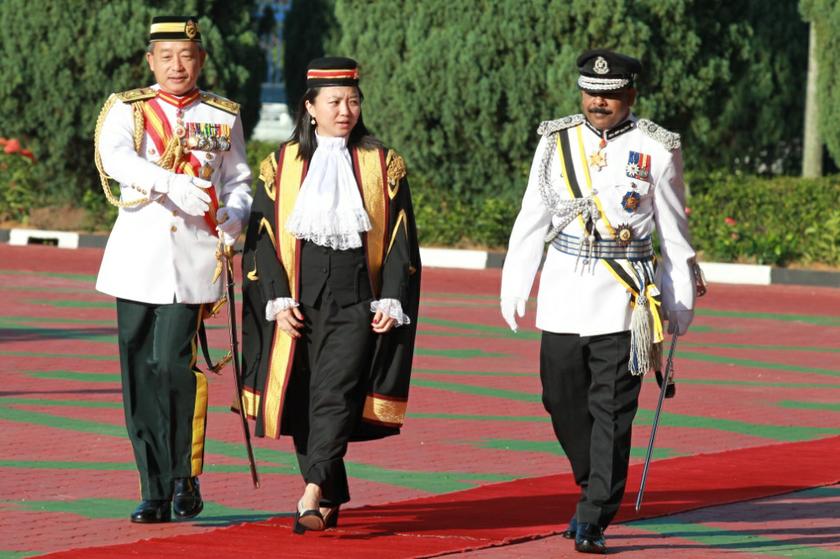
[4,138,20,154]
[20,149,35,162]
[724,217,737,226]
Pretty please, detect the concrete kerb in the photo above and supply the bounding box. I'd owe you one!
[3,227,840,288]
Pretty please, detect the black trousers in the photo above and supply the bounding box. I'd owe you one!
[540,331,640,528]
[116,298,207,501]
[283,286,375,506]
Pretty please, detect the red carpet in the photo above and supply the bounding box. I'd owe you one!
[38,436,840,558]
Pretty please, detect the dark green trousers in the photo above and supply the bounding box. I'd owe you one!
[116,298,208,501]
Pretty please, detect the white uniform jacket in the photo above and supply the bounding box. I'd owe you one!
[96,85,253,305]
[501,114,695,335]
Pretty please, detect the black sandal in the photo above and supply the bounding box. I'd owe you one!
[293,501,325,534]
[323,506,340,529]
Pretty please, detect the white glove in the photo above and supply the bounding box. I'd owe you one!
[667,309,694,336]
[500,297,526,333]
[216,206,245,246]
[156,174,212,216]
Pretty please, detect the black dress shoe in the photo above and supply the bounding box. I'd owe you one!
[130,499,171,523]
[561,517,577,539]
[173,477,203,519]
[575,522,606,554]
[655,369,676,398]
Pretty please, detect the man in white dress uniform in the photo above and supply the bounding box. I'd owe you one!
[500,49,696,554]
[93,15,252,523]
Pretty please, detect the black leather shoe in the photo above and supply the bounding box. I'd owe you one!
[655,369,676,398]
[130,499,171,523]
[561,517,577,539]
[575,522,606,554]
[172,477,203,519]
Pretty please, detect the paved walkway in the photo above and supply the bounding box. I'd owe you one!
[1,244,839,558]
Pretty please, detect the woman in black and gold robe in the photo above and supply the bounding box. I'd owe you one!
[240,57,421,533]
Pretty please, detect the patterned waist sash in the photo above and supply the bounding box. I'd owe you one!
[551,232,653,261]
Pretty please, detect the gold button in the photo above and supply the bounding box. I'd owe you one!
[170,226,177,233]
[172,210,178,216]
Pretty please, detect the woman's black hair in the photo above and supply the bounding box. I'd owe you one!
[288,87,383,161]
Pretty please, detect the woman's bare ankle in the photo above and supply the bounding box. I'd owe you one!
[299,483,322,510]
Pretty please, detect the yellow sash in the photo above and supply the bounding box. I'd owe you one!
[554,127,664,344]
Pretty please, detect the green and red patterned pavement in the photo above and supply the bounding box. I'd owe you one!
[1,244,839,558]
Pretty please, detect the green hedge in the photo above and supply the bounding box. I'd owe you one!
[14,139,282,231]
[246,140,278,187]
[0,142,38,223]
[412,173,840,269]
[412,177,520,249]
[688,174,840,267]
[5,136,839,270]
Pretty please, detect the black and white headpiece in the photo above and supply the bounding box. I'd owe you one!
[577,49,641,93]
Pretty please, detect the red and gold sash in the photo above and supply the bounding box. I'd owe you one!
[141,94,220,235]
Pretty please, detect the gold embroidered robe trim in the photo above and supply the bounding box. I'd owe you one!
[261,143,305,439]
[259,152,278,201]
[362,394,408,427]
[353,147,388,297]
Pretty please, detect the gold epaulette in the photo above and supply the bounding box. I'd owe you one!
[200,92,240,115]
[114,87,156,104]
[386,149,407,186]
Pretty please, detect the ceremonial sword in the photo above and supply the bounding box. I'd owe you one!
[220,243,261,489]
[635,332,679,512]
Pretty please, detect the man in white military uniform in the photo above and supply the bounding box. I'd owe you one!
[94,16,252,523]
[500,49,696,554]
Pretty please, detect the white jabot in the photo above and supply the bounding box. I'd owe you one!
[285,133,371,250]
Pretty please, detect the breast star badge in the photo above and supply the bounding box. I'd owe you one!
[589,150,607,171]
[615,223,633,247]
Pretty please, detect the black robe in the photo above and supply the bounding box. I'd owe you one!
[239,141,421,441]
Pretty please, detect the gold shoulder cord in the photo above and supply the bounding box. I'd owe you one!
[94,95,151,208]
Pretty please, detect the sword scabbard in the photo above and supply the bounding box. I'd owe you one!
[635,332,678,512]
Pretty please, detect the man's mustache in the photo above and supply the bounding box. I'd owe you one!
[588,107,612,115]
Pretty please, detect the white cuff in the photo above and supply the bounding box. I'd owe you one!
[370,298,411,327]
[265,298,299,321]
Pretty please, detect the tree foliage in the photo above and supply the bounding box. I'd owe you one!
[323,0,806,205]
[802,0,840,169]
[0,0,267,205]
[282,0,337,113]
